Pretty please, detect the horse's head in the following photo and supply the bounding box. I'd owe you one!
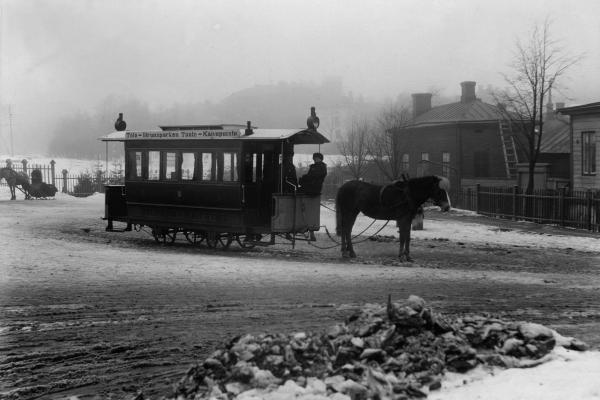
[430,176,451,212]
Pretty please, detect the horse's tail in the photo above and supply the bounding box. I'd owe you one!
[335,190,342,236]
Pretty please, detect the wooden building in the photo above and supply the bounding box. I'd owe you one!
[558,102,600,190]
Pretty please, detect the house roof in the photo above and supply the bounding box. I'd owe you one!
[407,99,505,127]
[540,115,570,153]
[558,102,600,115]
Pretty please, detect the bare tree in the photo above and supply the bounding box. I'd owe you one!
[367,102,411,181]
[337,118,370,180]
[496,18,582,192]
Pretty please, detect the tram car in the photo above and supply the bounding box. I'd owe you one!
[100,108,329,248]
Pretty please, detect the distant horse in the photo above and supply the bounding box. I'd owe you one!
[336,175,451,261]
[0,167,30,200]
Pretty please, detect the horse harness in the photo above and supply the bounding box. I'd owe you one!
[379,182,416,214]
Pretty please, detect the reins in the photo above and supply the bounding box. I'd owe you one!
[308,202,392,250]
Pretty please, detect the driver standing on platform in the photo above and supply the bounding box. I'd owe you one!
[299,152,327,195]
[299,152,327,241]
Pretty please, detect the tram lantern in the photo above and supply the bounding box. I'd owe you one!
[307,106,320,130]
[114,113,127,131]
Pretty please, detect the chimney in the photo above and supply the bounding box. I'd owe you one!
[412,93,432,118]
[460,81,477,103]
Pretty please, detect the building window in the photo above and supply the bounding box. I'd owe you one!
[164,152,177,180]
[442,152,450,177]
[401,153,409,172]
[181,152,195,180]
[582,131,596,175]
[418,153,430,175]
[148,151,160,180]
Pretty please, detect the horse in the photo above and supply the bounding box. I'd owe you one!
[0,167,30,200]
[335,175,451,261]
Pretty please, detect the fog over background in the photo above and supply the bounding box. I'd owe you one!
[1,0,599,157]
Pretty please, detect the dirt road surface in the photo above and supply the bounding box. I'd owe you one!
[1,195,599,399]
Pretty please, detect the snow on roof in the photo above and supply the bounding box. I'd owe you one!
[407,100,505,127]
[558,101,600,115]
[99,128,329,145]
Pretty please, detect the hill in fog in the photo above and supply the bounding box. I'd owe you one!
[48,78,367,159]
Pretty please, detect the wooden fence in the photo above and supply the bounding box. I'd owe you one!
[1,159,122,197]
[458,185,600,232]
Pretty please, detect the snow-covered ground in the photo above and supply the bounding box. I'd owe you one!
[333,206,600,398]
[2,188,600,399]
[323,202,600,254]
[431,346,600,400]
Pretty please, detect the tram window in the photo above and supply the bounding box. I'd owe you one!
[201,153,213,181]
[127,151,143,179]
[223,152,238,182]
[253,154,259,182]
[148,151,160,180]
[181,152,195,180]
[164,152,177,180]
[254,153,263,182]
[243,153,259,183]
[243,153,253,183]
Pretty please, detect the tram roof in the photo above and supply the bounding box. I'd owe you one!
[100,128,329,145]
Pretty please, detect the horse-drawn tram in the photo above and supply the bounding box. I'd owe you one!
[100,108,329,249]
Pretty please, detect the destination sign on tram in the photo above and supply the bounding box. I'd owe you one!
[125,130,241,139]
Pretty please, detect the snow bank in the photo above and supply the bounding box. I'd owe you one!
[431,347,600,400]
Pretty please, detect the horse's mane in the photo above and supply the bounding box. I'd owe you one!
[405,175,450,191]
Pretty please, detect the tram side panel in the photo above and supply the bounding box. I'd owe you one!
[122,139,247,233]
[125,181,245,233]
[271,194,321,233]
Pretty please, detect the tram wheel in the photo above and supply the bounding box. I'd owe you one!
[184,230,205,245]
[152,227,177,244]
[206,232,233,250]
[236,235,256,249]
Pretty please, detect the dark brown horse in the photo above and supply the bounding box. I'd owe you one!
[0,167,30,200]
[336,175,451,261]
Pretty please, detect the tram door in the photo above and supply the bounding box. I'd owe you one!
[242,146,265,228]
[242,144,279,229]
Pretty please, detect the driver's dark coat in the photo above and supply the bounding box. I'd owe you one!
[299,161,327,195]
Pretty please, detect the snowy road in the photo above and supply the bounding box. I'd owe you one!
[1,192,599,399]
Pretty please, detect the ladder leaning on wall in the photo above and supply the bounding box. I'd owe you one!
[498,120,518,178]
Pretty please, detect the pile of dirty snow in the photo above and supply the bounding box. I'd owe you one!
[169,296,589,400]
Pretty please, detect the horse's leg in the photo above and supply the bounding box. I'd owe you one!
[397,217,411,261]
[10,184,16,200]
[345,213,358,258]
[399,217,413,262]
[340,220,348,257]
[397,221,406,261]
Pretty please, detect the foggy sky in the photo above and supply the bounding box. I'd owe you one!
[1,0,600,155]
